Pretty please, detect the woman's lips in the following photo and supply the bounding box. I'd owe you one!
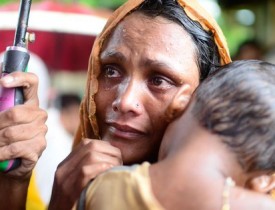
[107,122,146,140]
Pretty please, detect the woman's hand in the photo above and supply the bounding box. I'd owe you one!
[0,71,48,209]
[0,71,48,178]
[48,139,122,210]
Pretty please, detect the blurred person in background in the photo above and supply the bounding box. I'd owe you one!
[54,93,82,137]
[233,39,264,61]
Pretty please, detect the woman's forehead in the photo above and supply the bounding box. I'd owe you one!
[101,13,197,69]
[102,12,196,51]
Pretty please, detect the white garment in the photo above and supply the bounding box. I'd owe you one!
[35,108,73,205]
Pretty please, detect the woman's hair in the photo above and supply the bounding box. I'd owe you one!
[192,60,275,173]
[136,0,221,81]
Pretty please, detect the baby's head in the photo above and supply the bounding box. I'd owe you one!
[193,60,275,174]
[161,60,275,193]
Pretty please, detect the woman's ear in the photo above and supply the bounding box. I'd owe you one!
[165,84,192,122]
[246,174,275,195]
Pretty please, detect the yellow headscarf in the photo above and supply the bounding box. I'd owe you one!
[73,0,231,147]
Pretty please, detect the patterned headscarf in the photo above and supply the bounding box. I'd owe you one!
[73,0,231,147]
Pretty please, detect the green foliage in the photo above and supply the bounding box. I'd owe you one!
[217,13,254,58]
[79,0,127,9]
[0,0,127,9]
[0,0,12,5]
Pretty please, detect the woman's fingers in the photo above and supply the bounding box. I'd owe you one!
[0,131,47,179]
[0,106,47,141]
[0,132,47,162]
[56,158,116,201]
[56,139,122,184]
[58,139,122,169]
[83,139,122,159]
[49,140,122,210]
[0,71,39,106]
[60,162,115,206]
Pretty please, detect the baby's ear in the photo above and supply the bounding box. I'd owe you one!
[165,84,192,121]
[246,174,275,195]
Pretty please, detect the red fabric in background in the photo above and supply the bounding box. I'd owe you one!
[0,30,95,72]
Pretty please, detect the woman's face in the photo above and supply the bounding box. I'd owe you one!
[95,12,199,164]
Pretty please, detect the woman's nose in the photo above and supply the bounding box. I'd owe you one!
[112,81,143,115]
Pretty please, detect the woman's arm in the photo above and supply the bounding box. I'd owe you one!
[0,174,30,210]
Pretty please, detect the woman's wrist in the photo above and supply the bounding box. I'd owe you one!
[0,173,31,210]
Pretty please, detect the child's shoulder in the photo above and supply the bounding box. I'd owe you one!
[77,161,163,210]
[106,161,150,174]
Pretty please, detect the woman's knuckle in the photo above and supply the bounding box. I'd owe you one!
[7,144,19,157]
[3,127,15,139]
[36,109,47,121]
[100,162,111,170]
[41,109,48,119]
[28,72,39,84]
[55,166,63,178]
[6,108,20,121]
[88,152,97,162]
[42,124,48,134]
[80,165,89,178]
[39,137,47,152]
[87,141,97,150]
[38,124,48,135]
[81,138,90,146]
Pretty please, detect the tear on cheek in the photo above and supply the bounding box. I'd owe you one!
[101,77,120,91]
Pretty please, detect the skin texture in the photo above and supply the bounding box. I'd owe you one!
[49,12,200,210]
[0,71,47,210]
[76,91,275,210]
[96,12,199,164]
[150,101,275,210]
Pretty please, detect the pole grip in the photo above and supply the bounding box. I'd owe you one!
[0,47,30,172]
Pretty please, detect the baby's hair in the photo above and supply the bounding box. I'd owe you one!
[192,60,275,173]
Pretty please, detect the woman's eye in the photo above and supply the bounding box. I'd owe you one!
[103,66,121,78]
[149,76,174,90]
[151,77,163,86]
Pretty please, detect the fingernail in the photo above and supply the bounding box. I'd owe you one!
[1,75,14,84]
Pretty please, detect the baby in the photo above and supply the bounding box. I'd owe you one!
[75,60,275,210]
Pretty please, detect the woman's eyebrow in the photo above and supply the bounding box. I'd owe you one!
[142,58,174,71]
[101,51,126,62]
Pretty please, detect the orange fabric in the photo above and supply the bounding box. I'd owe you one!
[73,0,231,148]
